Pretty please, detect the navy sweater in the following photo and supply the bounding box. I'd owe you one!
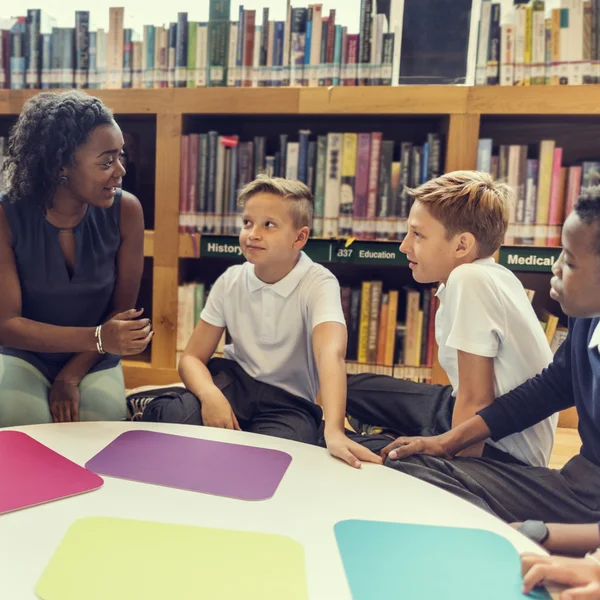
[478,317,600,468]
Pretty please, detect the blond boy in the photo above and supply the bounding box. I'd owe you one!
[347,171,557,466]
[143,175,381,468]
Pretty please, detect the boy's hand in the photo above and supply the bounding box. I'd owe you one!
[200,391,241,431]
[326,433,383,469]
[521,552,600,598]
[381,435,451,461]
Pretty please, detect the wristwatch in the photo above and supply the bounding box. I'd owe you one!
[518,520,550,545]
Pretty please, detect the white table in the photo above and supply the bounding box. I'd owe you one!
[0,422,548,599]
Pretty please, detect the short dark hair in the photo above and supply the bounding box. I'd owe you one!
[2,90,114,211]
[574,185,600,253]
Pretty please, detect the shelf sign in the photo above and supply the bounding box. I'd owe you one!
[498,246,561,273]
[200,236,244,259]
[304,239,334,262]
[334,240,409,266]
[199,235,408,267]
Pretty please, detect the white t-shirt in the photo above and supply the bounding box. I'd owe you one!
[436,257,557,467]
[200,251,346,403]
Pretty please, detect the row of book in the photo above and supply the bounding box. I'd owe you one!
[477,137,595,245]
[179,130,443,240]
[176,280,437,381]
[0,3,400,90]
[475,0,600,87]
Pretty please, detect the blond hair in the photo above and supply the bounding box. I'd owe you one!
[237,174,313,229]
[409,170,513,257]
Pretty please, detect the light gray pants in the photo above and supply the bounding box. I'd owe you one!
[0,355,127,427]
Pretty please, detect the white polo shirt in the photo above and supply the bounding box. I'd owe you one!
[436,257,558,467]
[200,251,346,403]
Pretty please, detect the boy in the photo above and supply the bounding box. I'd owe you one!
[143,175,381,469]
[347,170,557,467]
[380,185,600,526]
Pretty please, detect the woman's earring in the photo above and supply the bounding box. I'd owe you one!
[58,176,68,186]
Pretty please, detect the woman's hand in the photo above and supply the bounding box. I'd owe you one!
[101,308,153,355]
[49,379,81,423]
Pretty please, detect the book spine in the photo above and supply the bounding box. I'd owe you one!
[344,34,358,86]
[486,2,501,85]
[107,7,124,89]
[325,9,336,86]
[259,7,269,87]
[233,7,244,87]
[185,22,196,88]
[531,1,546,85]
[313,135,327,237]
[358,281,372,364]
[297,129,310,184]
[195,23,207,87]
[26,9,41,89]
[226,22,238,87]
[175,12,188,88]
[339,133,357,237]
[324,132,343,238]
[242,10,256,87]
[353,133,371,239]
[123,28,133,89]
[208,0,231,87]
[75,11,90,89]
[366,132,382,240]
[377,140,394,240]
[309,4,322,87]
[381,32,394,86]
[358,0,372,84]
[476,1,492,86]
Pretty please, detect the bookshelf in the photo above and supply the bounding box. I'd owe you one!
[0,86,583,388]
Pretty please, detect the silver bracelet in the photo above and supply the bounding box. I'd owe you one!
[95,325,105,355]
[585,551,600,568]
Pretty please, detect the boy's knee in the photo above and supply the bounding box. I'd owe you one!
[142,392,202,425]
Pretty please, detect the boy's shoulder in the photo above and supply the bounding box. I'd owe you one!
[447,258,513,290]
[213,262,249,291]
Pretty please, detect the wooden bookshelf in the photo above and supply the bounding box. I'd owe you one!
[0,86,581,387]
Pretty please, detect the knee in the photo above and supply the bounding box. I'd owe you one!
[0,391,52,427]
[79,390,126,421]
[79,374,127,422]
[142,392,202,425]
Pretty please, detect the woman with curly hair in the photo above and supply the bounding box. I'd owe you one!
[0,90,153,426]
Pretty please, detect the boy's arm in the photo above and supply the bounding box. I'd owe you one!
[513,523,600,556]
[313,321,382,468]
[382,328,574,460]
[452,350,495,457]
[179,319,240,430]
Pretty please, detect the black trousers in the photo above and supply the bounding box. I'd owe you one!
[344,372,518,460]
[346,373,600,523]
[386,453,600,524]
[142,358,323,445]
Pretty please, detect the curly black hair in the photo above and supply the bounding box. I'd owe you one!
[2,90,114,210]
[574,185,600,253]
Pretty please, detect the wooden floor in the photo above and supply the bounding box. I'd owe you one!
[549,428,581,470]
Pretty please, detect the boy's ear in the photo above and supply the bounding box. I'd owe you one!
[455,232,477,257]
[294,226,310,249]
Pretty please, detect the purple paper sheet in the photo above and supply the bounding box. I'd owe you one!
[85,430,292,501]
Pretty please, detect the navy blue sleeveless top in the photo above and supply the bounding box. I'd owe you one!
[0,191,122,380]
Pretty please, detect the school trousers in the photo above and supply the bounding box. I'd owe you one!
[142,357,323,445]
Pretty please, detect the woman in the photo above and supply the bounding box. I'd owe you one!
[0,90,153,426]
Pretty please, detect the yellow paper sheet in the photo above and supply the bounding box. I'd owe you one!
[36,517,308,600]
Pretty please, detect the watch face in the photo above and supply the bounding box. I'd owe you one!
[520,521,549,544]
